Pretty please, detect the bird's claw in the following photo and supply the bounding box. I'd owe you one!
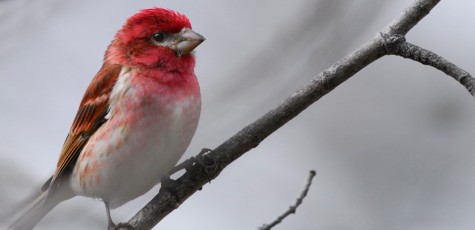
[109,222,134,230]
[162,148,215,187]
[195,148,215,183]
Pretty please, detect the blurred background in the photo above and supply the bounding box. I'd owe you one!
[1,0,475,229]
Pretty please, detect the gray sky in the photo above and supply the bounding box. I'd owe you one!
[1,0,475,229]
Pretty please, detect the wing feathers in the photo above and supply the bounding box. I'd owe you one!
[47,64,122,195]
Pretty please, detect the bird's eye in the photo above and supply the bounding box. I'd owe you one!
[153,32,166,43]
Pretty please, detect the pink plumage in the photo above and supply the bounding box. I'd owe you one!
[10,7,204,229]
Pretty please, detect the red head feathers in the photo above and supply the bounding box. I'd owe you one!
[106,8,203,70]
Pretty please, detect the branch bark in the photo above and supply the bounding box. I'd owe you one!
[382,36,475,95]
[122,0,474,229]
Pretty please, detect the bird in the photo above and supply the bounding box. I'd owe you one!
[9,7,205,229]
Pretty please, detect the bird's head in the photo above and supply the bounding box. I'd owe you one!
[106,8,205,71]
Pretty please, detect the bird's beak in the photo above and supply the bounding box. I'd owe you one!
[174,28,205,55]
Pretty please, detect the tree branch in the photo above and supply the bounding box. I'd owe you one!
[258,170,317,230]
[382,0,439,35]
[122,0,474,229]
[381,35,475,95]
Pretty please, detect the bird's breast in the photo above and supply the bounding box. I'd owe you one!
[71,67,201,207]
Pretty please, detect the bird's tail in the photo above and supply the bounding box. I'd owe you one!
[8,191,60,230]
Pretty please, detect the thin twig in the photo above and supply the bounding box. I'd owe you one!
[384,38,475,96]
[258,170,317,230]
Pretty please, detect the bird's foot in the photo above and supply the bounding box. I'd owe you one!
[109,222,134,230]
[165,148,215,182]
[194,148,215,184]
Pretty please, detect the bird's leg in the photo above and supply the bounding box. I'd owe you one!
[104,202,116,230]
[104,202,134,230]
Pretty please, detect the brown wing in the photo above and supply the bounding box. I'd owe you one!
[46,63,122,195]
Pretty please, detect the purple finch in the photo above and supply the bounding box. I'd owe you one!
[10,8,204,229]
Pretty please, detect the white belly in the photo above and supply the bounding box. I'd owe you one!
[70,70,201,208]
